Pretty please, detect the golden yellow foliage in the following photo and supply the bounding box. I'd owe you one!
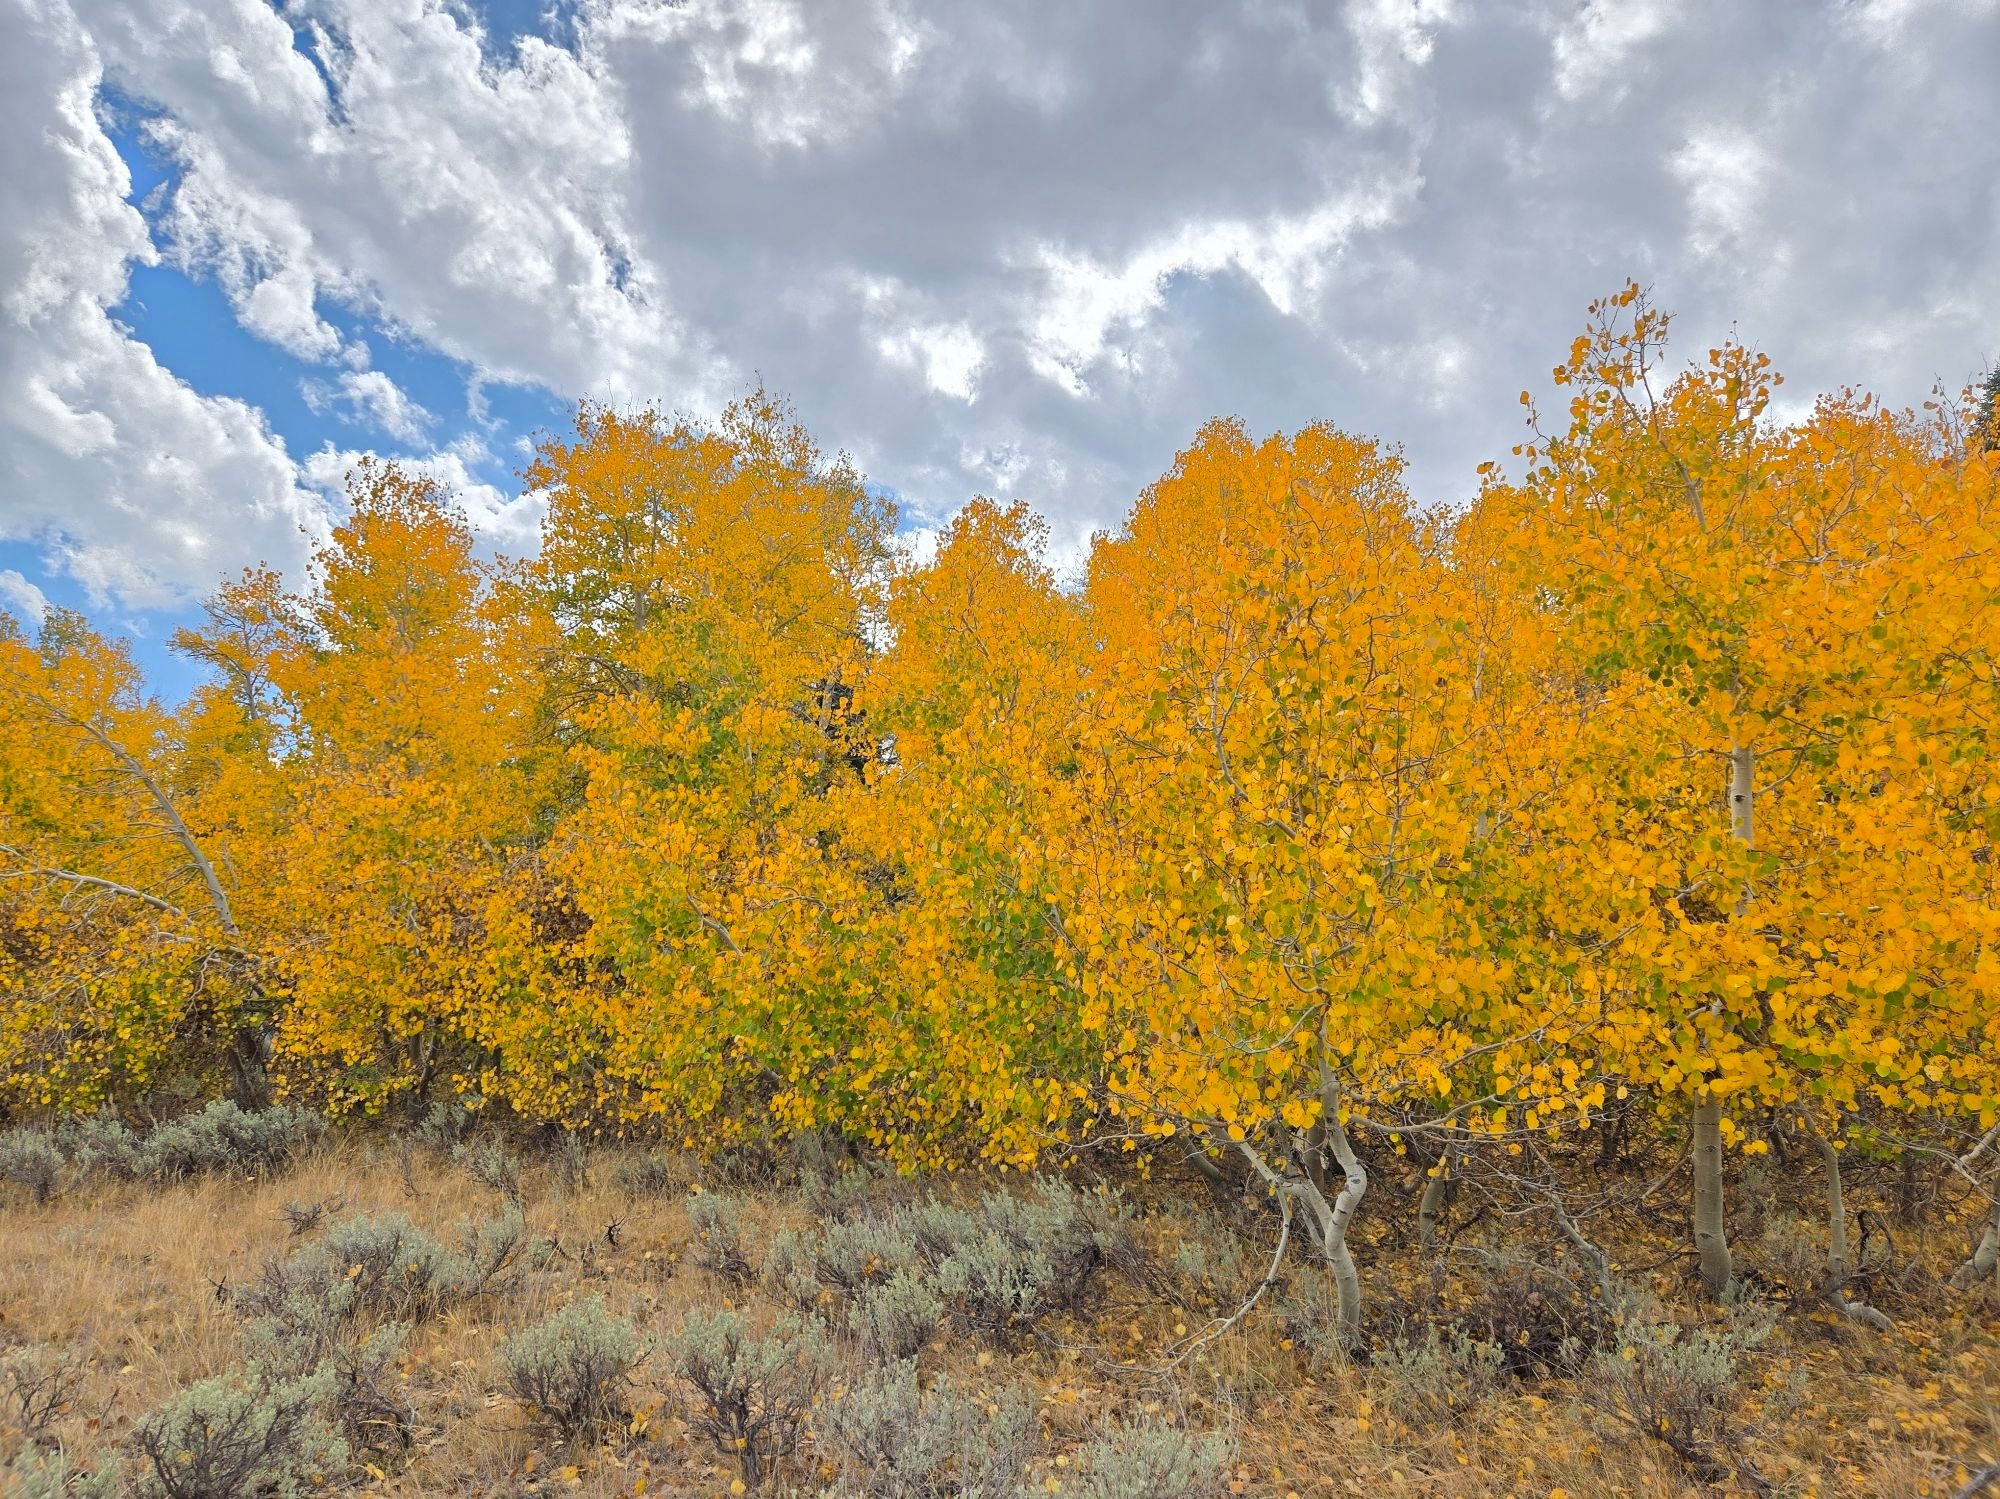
[4,293,1996,1313]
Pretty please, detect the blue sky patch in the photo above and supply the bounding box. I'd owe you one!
[4,96,573,704]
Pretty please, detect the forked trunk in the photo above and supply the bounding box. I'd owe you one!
[1241,1062,1370,1344]
[1817,1135,1891,1330]
[1318,1092,1368,1340]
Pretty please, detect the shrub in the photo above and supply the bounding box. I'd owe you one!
[236,1207,522,1361]
[815,1358,1035,1498]
[1367,1326,1509,1419]
[792,1133,886,1221]
[1167,1224,1250,1304]
[848,1269,946,1362]
[785,1127,851,1184]
[759,1230,823,1311]
[6,1445,117,1499]
[704,1137,784,1189]
[912,1183,1144,1351]
[413,1098,479,1155]
[1277,1277,1349,1371]
[245,1316,414,1458]
[801,1166,884,1225]
[236,1208,516,1460]
[1438,1252,1608,1377]
[3,1343,86,1438]
[1074,1421,1233,1499]
[667,1309,828,1488]
[765,1215,919,1310]
[920,1182,1136,1343]
[547,1130,591,1192]
[139,1101,324,1181]
[278,1195,344,1238]
[688,1192,755,1284]
[452,1138,523,1204]
[3,1105,325,1195]
[324,1326,415,1456]
[503,1297,642,1442]
[1586,1295,1777,1491]
[127,1369,345,1499]
[55,1113,142,1178]
[0,1128,64,1204]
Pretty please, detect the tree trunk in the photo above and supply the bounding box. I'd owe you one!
[1950,1195,2000,1291]
[1817,1135,1891,1330]
[1688,741,1755,1301]
[227,1024,273,1112]
[1299,1114,1330,1197]
[1318,1076,1368,1340]
[1728,741,1755,884]
[1692,1092,1732,1298]
[1894,1149,1926,1226]
[1416,1143,1454,1257]
[1231,1117,1366,1347]
[1597,1090,1630,1167]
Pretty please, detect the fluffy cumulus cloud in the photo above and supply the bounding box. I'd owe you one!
[300,432,546,555]
[2,0,1998,604]
[302,368,434,444]
[0,569,51,626]
[1,0,325,609]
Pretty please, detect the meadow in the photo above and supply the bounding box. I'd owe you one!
[2,1105,1996,1496]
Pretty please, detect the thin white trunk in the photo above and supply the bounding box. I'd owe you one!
[1692,1092,1732,1297]
[1950,1195,2000,1291]
[1817,1136,1892,1330]
[1728,741,1755,896]
[78,715,238,934]
[1319,1086,1368,1340]
[1231,1123,1364,1347]
[1689,740,1755,1300]
[66,708,269,1104]
[1548,1196,1615,1305]
[1237,1052,1370,1346]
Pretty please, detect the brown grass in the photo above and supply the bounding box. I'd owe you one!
[2,1134,1996,1497]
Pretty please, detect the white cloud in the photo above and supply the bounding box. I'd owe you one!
[1024,183,1408,393]
[3,0,1998,613]
[0,0,325,609]
[0,569,51,627]
[879,323,984,402]
[302,368,433,444]
[301,435,545,557]
[1551,0,1684,99]
[1338,0,1458,123]
[1671,125,1777,261]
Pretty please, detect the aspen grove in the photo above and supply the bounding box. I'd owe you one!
[6,288,2000,1332]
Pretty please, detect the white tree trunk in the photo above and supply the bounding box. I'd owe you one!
[1950,1195,2000,1292]
[1689,741,1756,1300]
[1318,1090,1368,1340]
[1728,741,1755,880]
[1817,1135,1892,1330]
[1692,1092,1732,1297]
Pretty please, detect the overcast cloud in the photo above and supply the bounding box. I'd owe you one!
[4,0,1998,612]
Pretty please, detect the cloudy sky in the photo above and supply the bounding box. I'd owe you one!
[4,0,1998,691]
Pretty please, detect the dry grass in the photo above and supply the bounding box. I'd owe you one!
[1,1131,1996,1497]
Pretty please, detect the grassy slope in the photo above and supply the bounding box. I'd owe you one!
[1,1133,1996,1497]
